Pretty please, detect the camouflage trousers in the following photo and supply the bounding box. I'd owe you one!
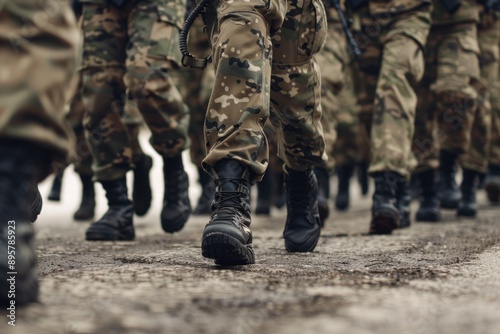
[65,72,146,176]
[172,17,214,168]
[481,18,500,166]
[201,0,327,180]
[353,6,431,178]
[0,0,79,180]
[315,21,361,170]
[80,0,190,181]
[412,23,491,174]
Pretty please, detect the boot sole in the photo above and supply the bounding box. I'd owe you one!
[370,211,399,235]
[284,230,320,253]
[416,211,441,222]
[202,232,255,265]
[485,182,500,203]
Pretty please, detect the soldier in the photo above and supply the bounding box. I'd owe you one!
[173,12,215,215]
[349,0,432,233]
[482,4,500,204]
[413,0,490,220]
[195,0,328,265]
[0,0,79,306]
[79,0,191,241]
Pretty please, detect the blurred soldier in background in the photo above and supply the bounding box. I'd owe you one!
[0,0,79,306]
[349,0,432,234]
[79,0,191,241]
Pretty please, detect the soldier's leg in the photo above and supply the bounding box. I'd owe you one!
[0,0,78,306]
[66,73,96,221]
[125,0,191,233]
[80,3,135,241]
[458,18,498,212]
[432,24,481,210]
[480,19,500,203]
[270,0,327,252]
[368,9,430,234]
[199,0,286,265]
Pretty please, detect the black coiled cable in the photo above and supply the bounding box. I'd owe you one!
[179,0,210,68]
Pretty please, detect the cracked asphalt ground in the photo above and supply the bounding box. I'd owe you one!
[2,143,500,334]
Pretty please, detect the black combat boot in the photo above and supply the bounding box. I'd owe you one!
[30,186,43,223]
[369,172,401,235]
[201,160,255,265]
[0,141,45,306]
[484,164,500,204]
[335,165,354,211]
[357,161,370,196]
[314,166,330,226]
[48,168,64,201]
[283,168,321,252]
[438,150,461,209]
[274,170,286,209]
[161,155,191,233]
[73,174,95,221]
[396,178,412,229]
[457,168,480,217]
[193,167,215,215]
[255,170,272,215]
[85,177,134,241]
[132,154,153,216]
[415,169,441,222]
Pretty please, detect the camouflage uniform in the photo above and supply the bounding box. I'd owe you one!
[201,0,328,180]
[80,0,190,181]
[489,23,500,166]
[351,0,431,179]
[0,0,78,178]
[0,0,79,306]
[349,0,431,233]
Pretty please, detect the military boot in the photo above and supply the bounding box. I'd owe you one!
[415,169,441,222]
[48,168,64,201]
[85,177,134,241]
[201,159,255,265]
[73,174,95,221]
[357,161,370,196]
[484,164,500,204]
[438,150,461,209]
[396,178,412,229]
[30,186,43,223]
[161,155,191,233]
[369,172,401,235]
[255,170,272,215]
[283,168,321,252]
[193,167,215,215]
[274,170,286,209]
[0,141,44,306]
[314,166,330,226]
[335,165,354,211]
[132,154,153,216]
[457,168,480,217]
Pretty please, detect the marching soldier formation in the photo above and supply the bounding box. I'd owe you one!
[1,0,500,306]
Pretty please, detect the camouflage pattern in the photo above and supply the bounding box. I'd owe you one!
[460,10,499,173]
[201,0,328,180]
[480,18,500,166]
[351,5,432,178]
[172,17,214,167]
[315,5,363,170]
[80,0,190,181]
[0,0,79,180]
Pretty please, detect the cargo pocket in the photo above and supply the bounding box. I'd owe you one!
[297,0,327,58]
[146,4,185,66]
